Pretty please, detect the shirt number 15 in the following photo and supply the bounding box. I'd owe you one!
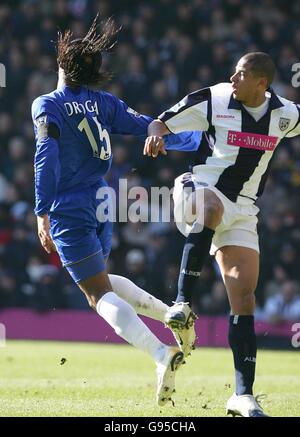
[78,116,112,160]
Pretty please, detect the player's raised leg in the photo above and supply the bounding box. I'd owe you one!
[75,265,184,406]
[165,188,223,356]
[108,274,169,322]
[216,245,269,417]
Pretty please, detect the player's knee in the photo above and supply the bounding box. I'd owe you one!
[83,290,107,311]
[185,190,224,228]
[204,196,224,228]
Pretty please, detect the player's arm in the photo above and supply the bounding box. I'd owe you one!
[102,92,201,156]
[143,120,170,157]
[102,92,152,136]
[144,88,210,157]
[32,97,62,253]
[143,125,202,157]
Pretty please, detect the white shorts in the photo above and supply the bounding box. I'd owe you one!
[173,172,260,255]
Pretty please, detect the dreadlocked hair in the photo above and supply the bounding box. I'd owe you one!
[57,14,120,87]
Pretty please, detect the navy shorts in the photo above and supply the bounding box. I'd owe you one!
[49,181,113,283]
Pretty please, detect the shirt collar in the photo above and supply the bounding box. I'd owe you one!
[228,87,284,110]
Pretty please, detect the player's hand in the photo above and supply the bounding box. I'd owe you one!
[37,215,56,254]
[143,135,167,158]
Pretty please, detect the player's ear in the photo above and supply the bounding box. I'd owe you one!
[258,77,268,90]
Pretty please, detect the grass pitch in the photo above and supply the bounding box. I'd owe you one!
[0,340,299,417]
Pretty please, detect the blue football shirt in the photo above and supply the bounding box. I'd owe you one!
[32,85,201,216]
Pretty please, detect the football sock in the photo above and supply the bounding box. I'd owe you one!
[109,274,168,322]
[96,291,165,361]
[177,225,214,303]
[228,315,257,396]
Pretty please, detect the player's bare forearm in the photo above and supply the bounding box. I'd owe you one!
[143,120,170,158]
[147,119,170,137]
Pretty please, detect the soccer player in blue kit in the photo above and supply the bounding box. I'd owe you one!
[32,16,201,407]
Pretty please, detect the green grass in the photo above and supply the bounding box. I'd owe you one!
[0,341,299,417]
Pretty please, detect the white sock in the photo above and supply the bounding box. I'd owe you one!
[109,274,168,322]
[96,291,165,361]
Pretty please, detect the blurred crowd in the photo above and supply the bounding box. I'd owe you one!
[0,0,300,323]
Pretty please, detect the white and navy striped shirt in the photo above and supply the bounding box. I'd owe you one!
[159,83,300,203]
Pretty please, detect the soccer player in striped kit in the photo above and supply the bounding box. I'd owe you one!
[144,52,300,417]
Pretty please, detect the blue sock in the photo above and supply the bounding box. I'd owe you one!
[228,315,257,396]
[177,225,214,303]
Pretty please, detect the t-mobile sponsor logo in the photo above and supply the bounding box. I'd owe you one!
[227,130,278,151]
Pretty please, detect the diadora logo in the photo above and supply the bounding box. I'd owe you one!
[216,114,235,119]
[227,130,278,151]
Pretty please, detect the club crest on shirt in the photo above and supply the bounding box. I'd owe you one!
[278,117,290,131]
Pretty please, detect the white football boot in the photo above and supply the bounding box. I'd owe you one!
[226,393,269,417]
[164,302,197,357]
[155,346,184,406]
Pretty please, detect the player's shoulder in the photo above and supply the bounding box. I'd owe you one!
[94,89,120,105]
[275,92,299,115]
[31,90,59,116]
[207,83,233,110]
[93,90,126,117]
[210,82,233,98]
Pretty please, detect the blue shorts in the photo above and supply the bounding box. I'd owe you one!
[49,180,113,283]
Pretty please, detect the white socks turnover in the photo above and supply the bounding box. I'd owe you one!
[108,274,168,322]
[96,291,165,361]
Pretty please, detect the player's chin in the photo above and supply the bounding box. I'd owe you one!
[232,89,239,99]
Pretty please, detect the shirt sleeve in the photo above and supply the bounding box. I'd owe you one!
[32,96,63,133]
[164,131,202,151]
[32,96,62,216]
[101,92,152,136]
[159,88,211,133]
[285,104,300,138]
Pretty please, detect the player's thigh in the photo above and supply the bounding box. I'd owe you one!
[215,245,259,314]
